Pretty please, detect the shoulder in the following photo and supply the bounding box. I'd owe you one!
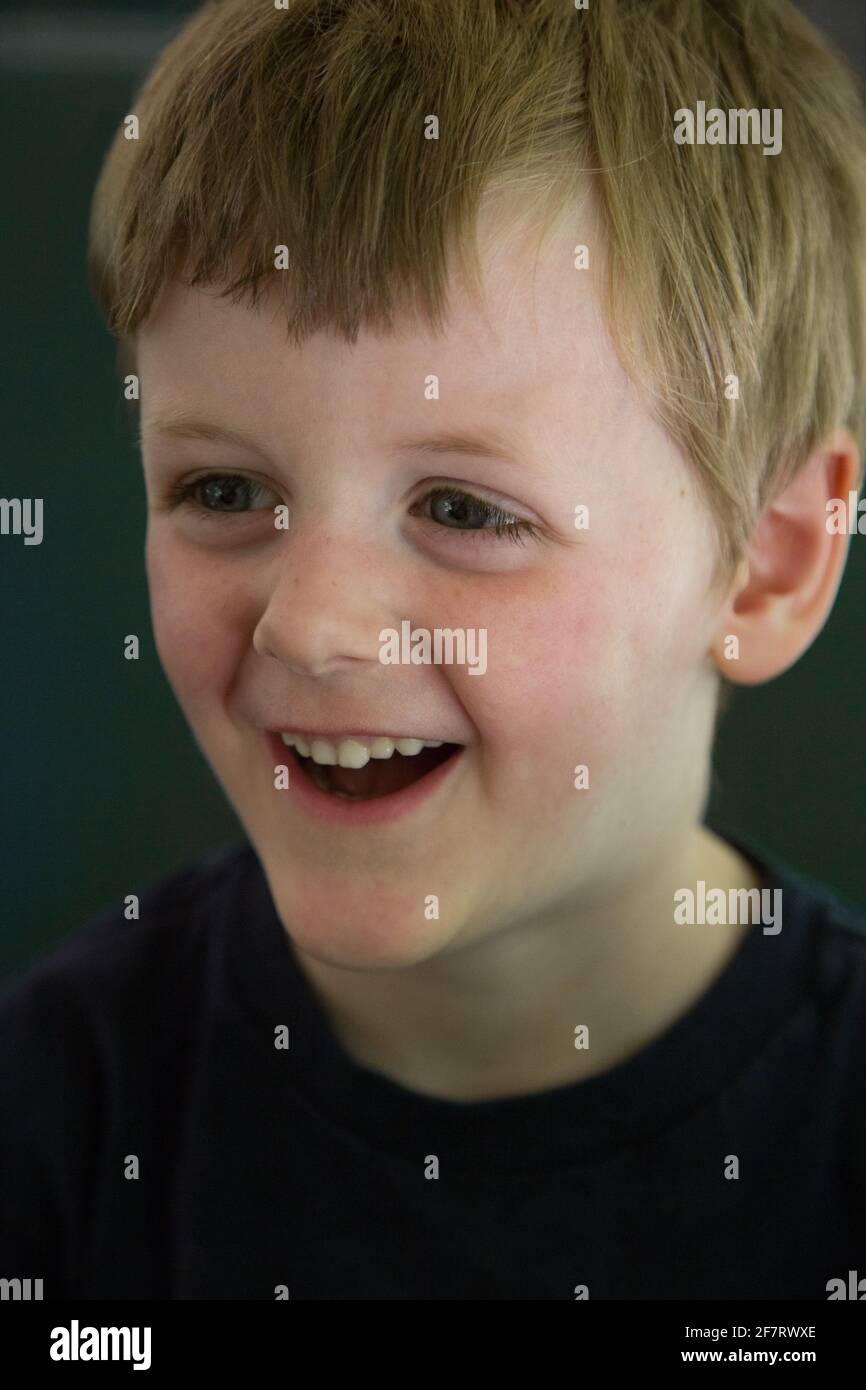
[777,860,866,985]
[761,855,866,1089]
[0,838,257,1280]
[0,837,255,1067]
[725,824,866,978]
[714,830,866,1081]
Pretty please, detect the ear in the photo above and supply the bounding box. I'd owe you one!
[710,428,861,685]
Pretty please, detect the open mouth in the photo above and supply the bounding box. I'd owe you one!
[289,742,461,801]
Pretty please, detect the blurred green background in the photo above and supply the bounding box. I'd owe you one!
[1,0,864,977]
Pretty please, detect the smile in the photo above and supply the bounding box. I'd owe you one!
[265,729,465,825]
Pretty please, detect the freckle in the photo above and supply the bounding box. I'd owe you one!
[680,488,686,497]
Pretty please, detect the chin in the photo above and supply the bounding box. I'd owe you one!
[268,875,454,971]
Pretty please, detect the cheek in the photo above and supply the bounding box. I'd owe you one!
[145,532,246,714]
[445,565,618,774]
[448,537,704,782]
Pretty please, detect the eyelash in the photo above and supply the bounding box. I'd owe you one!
[168,475,542,546]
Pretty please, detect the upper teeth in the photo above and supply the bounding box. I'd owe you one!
[279,733,445,769]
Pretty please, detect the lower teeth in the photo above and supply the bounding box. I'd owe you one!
[309,760,368,800]
[301,744,453,800]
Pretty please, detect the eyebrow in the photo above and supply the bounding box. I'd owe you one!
[138,414,268,454]
[140,415,528,467]
[391,428,526,464]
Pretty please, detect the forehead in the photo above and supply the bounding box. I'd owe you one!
[136,194,635,447]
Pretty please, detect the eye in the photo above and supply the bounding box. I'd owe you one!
[169,472,280,517]
[411,486,541,546]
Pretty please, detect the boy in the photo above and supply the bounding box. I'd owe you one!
[2,0,865,1300]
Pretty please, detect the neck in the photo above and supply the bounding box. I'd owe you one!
[289,825,761,1102]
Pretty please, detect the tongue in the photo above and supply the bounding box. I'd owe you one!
[327,745,450,798]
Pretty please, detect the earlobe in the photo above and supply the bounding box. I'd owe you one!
[710,428,861,687]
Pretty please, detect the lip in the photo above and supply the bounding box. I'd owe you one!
[265,730,465,826]
[274,728,447,746]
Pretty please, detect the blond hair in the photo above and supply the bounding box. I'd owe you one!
[88,0,866,576]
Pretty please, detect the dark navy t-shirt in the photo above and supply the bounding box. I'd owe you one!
[1,836,865,1300]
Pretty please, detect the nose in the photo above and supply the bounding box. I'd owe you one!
[252,527,391,678]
